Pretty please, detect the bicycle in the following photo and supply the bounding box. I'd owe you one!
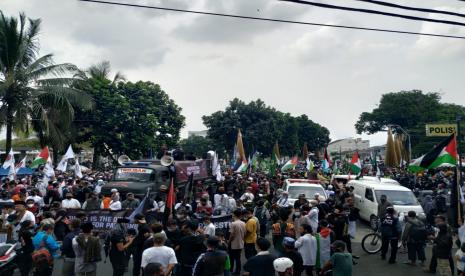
[361,219,403,254]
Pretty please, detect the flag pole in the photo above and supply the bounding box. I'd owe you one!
[456,116,464,226]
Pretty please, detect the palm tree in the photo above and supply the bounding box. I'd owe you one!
[0,12,93,154]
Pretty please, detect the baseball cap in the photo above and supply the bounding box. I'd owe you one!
[282,237,295,247]
[273,257,293,272]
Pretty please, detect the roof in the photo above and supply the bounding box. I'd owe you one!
[348,180,410,191]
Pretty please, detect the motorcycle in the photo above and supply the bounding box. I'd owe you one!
[0,243,17,276]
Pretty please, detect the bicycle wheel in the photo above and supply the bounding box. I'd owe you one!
[361,233,382,254]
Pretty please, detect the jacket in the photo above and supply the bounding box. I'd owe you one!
[401,218,425,243]
[193,249,229,276]
[434,233,453,259]
[32,231,61,258]
[380,214,401,239]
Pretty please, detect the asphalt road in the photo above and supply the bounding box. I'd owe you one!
[18,221,453,276]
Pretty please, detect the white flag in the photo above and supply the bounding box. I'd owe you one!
[15,157,26,173]
[44,156,55,178]
[64,145,75,159]
[213,153,222,182]
[2,149,15,169]
[75,159,82,178]
[56,158,68,172]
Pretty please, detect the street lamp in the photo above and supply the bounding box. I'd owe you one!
[388,124,412,163]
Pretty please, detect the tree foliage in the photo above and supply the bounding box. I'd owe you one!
[0,12,93,154]
[72,62,185,163]
[355,90,465,156]
[179,136,213,159]
[202,98,330,157]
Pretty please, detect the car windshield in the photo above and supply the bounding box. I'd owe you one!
[375,190,418,206]
[114,167,154,182]
[287,186,325,199]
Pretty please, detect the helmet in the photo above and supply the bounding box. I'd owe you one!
[273,257,293,272]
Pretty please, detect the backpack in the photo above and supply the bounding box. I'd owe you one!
[409,222,428,242]
[32,235,53,268]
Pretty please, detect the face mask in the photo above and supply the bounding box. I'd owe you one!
[27,204,34,208]
[66,197,72,200]
[176,214,184,219]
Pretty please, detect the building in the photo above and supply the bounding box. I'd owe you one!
[187,130,208,138]
[327,138,370,154]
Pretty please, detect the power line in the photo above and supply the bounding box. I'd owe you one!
[353,0,465,19]
[281,0,465,27]
[78,0,465,40]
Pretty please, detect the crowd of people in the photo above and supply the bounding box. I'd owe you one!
[0,162,463,276]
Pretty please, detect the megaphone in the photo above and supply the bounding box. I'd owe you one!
[117,155,131,165]
[160,155,174,167]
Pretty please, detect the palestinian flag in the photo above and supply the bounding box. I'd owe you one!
[31,147,49,168]
[350,152,362,174]
[408,134,457,172]
[235,159,248,173]
[321,148,331,172]
[281,156,298,172]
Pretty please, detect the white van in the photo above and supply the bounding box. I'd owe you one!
[347,179,424,228]
[282,179,327,206]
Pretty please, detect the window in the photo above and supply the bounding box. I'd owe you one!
[365,188,374,201]
[158,169,170,182]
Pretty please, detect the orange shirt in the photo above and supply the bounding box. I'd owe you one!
[102,197,111,209]
[11,194,21,202]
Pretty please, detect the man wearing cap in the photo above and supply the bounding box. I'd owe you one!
[108,218,134,276]
[6,200,35,241]
[282,237,303,276]
[141,233,177,276]
[277,191,290,208]
[62,193,82,209]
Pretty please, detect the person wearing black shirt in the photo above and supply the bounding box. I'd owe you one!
[176,221,206,276]
[133,214,151,276]
[243,238,277,276]
[61,219,81,276]
[108,218,134,276]
[16,231,34,276]
[293,194,308,210]
[380,206,402,264]
[281,237,303,276]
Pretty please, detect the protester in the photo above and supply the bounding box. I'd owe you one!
[228,209,246,275]
[176,220,206,276]
[72,222,102,276]
[193,236,230,276]
[282,237,304,276]
[243,208,258,259]
[401,211,427,266]
[320,240,353,276]
[272,211,295,254]
[243,237,277,276]
[273,257,294,276]
[434,224,453,276]
[122,193,140,210]
[141,233,177,276]
[62,193,82,209]
[62,219,82,276]
[295,224,317,276]
[16,230,34,276]
[108,218,134,276]
[32,223,61,275]
[6,200,35,241]
[380,206,401,264]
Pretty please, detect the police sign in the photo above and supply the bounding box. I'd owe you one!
[425,124,457,137]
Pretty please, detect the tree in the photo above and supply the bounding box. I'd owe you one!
[355,90,465,156]
[202,98,330,157]
[73,63,185,165]
[0,12,93,154]
[179,136,213,159]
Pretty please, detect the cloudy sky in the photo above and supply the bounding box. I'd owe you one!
[3,0,465,146]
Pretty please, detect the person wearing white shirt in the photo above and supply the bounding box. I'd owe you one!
[240,188,255,203]
[141,233,177,275]
[109,199,122,211]
[295,224,317,275]
[203,216,216,237]
[458,214,465,245]
[6,201,36,241]
[61,193,81,209]
[26,190,44,207]
[307,200,319,234]
[277,192,290,208]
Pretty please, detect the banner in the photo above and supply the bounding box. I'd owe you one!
[67,209,138,231]
[175,160,209,183]
[66,209,232,232]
